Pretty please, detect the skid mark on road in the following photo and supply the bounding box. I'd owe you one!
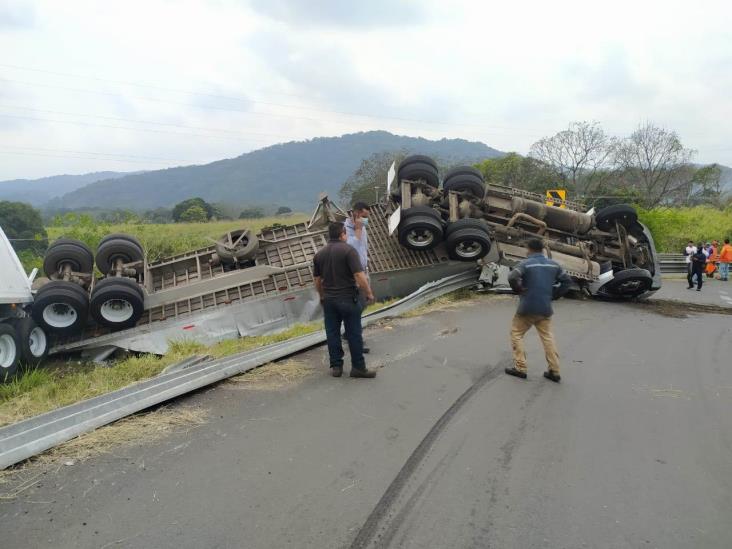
[348,357,510,549]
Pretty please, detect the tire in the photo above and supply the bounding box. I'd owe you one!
[216,229,260,264]
[443,165,484,182]
[95,238,144,275]
[598,268,653,298]
[595,204,638,232]
[32,280,89,336]
[0,323,20,382]
[15,316,48,365]
[395,162,439,196]
[43,238,94,278]
[401,205,444,221]
[90,277,145,330]
[398,154,438,171]
[99,233,144,251]
[398,208,444,251]
[445,218,492,261]
[443,173,486,199]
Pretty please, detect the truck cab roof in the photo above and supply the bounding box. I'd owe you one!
[0,226,33,304]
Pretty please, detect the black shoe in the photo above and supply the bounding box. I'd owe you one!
[687,286,693,289]
[350,368,377,378]
[543,371,561,383]
[331,367,343,377]
[505,367,527,379]
[362,347,370,354]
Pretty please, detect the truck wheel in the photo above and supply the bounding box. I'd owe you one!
[99,233,144,250]
[216,229,259,264]
[445,218,492,261]
[598,268,652,298]
[32,281,89,336]
[398,154,438,171]
[0,323,20,381]
[442,166,483,181]
[443,172,486,199]
[95,238,144,275]
[398,207,444,251]
[43,238,94,278]
[595,204,638,232]
[90,277,144,330]
[15,316,48,364]
[394,161,439,197]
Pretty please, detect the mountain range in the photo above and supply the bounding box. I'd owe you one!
[0,132,502,211]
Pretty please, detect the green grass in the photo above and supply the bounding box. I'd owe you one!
[18,215,308,273]
[638,206,732,253]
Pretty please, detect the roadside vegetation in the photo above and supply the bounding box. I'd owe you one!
[15,213,307,272]
[638,206,732,253]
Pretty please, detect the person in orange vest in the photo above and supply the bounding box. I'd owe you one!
[706,241,719,278]
[719,238,732,281]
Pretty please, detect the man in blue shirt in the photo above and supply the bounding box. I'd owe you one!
[345,201,371,352]
[505,238,572,382]
[345,201,370,275]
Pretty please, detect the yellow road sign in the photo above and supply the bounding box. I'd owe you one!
[546,189,567,208]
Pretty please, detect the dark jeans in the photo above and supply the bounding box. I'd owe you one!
[688,269,703,289]
[323,297,365,370]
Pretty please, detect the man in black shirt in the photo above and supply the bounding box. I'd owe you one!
[313,222,376,378]
[688,241,706,291]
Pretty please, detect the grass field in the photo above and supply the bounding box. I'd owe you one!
[638,206,732,253]
[19,214,308,272]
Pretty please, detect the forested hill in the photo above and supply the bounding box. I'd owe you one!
[56,131,503,210]
[0,171,132,206]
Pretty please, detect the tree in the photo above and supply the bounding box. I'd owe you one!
[529,121,611,194]
[475,153,560,194]
[687,164,723,206]
[172,197,215,222]
[179,205,208,223]
[275,206,292,215]
[339,151,408,205]
[142,207,173,224]
[611,122,696,208]
[0,201,48,253]
[239,207,265,219]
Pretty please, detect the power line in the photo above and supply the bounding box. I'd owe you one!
[0,113,275,144]
[0,76,543,136]
[1,145,192,162]
[0,104,301,140]
[0,150,182,165]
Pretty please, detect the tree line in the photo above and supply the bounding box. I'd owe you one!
[341,121,729,209]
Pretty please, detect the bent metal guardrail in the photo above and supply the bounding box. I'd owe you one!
[0,270,479,470]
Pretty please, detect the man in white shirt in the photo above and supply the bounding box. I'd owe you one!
[345,201,371,352]
[684,240,697,276]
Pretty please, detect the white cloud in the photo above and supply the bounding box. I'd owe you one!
[0,0,730,180]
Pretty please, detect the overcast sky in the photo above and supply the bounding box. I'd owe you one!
[1,0,731,180]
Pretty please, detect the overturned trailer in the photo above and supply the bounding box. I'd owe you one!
[388,155,661,299]
[29,197,476,360]
[17,154,661,366]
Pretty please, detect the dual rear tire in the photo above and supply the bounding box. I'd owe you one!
[0,318,49,381]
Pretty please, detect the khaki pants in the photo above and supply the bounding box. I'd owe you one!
[510,314,560,374]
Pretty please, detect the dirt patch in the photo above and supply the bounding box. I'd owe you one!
[628,299,732,318]
[225,359,313,391]
[0,405,208,494]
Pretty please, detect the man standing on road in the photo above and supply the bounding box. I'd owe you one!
[719,238,732,282]
[345,201,371,352]
[684,240,697,277]
[505,238,572,383]
[688,243,706,291]
[313,222,377,378]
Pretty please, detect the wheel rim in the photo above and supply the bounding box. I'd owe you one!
[100,299,134,323]
[0,334,17,369]
[406,229,435,248]
[43,303,78,328]
[454,240,484,258]
[28,327,47,357]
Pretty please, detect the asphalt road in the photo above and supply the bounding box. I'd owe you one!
[2,291,732,548]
